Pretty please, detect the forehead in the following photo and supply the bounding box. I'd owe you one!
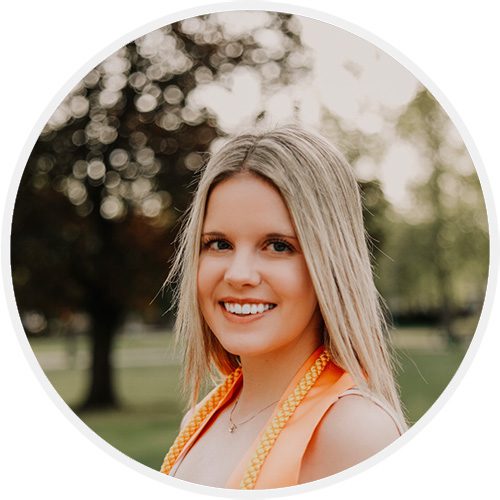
[202,173,294,232]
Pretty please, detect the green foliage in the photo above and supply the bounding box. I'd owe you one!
[11,13,312,408]
[376,89,488,334]
[12,12,310,328]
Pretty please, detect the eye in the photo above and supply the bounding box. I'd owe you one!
[202,238,231,251]
[267,239,294,253]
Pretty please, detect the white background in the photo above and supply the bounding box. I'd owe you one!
[1,1,498,499]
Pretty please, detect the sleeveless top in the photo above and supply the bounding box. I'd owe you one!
[163,346,404,489]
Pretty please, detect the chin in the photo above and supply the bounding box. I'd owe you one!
[219,340,266,359]
[216,330,295,360]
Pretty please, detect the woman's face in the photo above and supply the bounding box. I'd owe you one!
[197,172,322,358]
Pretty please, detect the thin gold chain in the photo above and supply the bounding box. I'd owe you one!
[160,349,330,489]
[228,396,280,433]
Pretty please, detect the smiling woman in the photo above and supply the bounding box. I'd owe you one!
[160,125,406,489]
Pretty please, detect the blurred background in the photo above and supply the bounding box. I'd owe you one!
[10,11,488,470]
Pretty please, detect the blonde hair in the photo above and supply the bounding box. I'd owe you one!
[166,125,407,429]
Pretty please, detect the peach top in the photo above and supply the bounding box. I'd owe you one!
[169,346,360,489]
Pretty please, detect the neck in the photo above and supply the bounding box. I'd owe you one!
[235,334,323,417]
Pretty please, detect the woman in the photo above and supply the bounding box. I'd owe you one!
[160,125,407,489]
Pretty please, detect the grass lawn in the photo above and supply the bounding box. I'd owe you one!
[30,329,470,471]
[394,346,468,425]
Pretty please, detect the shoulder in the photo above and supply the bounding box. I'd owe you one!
[299,393,401,483]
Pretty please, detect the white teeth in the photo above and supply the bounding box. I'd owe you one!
[223,302,275,315]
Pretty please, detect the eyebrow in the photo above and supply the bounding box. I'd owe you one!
[201,231,298,240]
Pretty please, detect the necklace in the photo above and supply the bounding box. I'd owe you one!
[228,396,280,433]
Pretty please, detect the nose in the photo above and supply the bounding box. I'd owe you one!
[224,248,261,288]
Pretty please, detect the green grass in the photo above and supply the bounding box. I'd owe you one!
[44,363,184,470]
[29,329,470,470]
[395,346,467,425]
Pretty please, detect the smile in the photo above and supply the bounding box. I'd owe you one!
[221,302,277,316]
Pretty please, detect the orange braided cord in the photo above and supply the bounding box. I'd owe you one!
[239,350,330,489]
[160,367,242,475]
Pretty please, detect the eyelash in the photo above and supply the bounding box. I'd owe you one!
[201,237,295,253]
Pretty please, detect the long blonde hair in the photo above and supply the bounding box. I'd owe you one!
[166,124,406,428]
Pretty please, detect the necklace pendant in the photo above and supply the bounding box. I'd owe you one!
[229,423,237,433]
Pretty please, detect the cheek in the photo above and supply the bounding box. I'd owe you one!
[197,259,210,304]
[197,257,222,304]
[275,260,316,305]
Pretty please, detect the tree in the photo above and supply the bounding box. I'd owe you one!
[11,12,313,409]
[390,88,489,342]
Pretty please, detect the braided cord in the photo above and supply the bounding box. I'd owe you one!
[160,349,330,488]
[160,367,242,475]
[240,349,330,489]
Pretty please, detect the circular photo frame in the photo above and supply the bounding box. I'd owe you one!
[5,3,493,497]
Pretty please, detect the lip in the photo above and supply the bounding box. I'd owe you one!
[219,297,277,305]
[218,298,277,324]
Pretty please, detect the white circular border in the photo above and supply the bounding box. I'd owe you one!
[2,2,497,498]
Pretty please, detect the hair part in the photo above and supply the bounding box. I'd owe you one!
[165,124,407,429]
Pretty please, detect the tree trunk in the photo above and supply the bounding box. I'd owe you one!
[79,301,122,411]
